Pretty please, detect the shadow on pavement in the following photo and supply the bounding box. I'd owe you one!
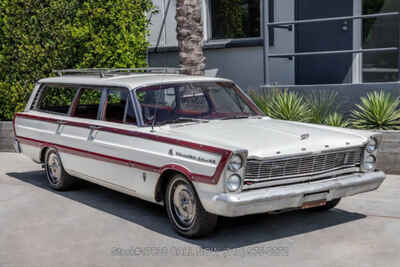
[7,170,367,249]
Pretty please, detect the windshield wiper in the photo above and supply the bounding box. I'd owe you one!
[158,117,209,126]
[220,115,250,120]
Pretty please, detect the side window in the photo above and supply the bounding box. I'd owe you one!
[73,88,102,120]
[209,86,253,113]
[104,88,128,123]
[179,86,209,114]
[38,85,78,114]
[136,86,177,124]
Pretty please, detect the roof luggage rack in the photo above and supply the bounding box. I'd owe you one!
[53,68,182,78]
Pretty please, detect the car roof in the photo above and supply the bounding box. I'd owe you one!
[38,73,232,90]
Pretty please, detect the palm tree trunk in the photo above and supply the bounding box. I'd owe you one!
[176,0,205,75]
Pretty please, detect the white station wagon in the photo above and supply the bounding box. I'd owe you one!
[13,68,385,237]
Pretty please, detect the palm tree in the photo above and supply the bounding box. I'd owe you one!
[176,0,205,75]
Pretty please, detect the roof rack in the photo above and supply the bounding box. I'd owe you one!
[53,68,182,78]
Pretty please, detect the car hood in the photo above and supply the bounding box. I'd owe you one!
[158,117,370,158]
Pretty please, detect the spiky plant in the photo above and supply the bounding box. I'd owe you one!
[324,112,348,128]
[268,90,310,122]
[306,90,338,124]
[248,88,281,116]
[248,90,269,115]
[351,91,400,130]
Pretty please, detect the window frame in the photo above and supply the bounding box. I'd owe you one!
[205,0,263,42]
[33,83,140,126]
[33,83,81,116]
[133,81,263,127]
[70,87,106,121]
[102,87,138,125]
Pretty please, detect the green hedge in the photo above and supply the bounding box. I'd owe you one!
[0,0,154,120]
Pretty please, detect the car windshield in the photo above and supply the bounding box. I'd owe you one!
[136,82,259,126]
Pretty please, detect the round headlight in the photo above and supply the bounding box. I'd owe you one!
[366,138,377,153]
[226,174,241,192]
[228,155,243,171]
[364,155,376,171]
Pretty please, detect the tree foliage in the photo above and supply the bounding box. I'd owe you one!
[0,0,154,120]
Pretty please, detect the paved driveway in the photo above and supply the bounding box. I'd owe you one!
[1,153,399,267]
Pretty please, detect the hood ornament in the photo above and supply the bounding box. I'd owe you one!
[300,133,310,140]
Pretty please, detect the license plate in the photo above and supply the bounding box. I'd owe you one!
[301,200,327,209]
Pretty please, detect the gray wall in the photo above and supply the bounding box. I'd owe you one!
[0,122,14,152]
[147,0,296,90]
[149,46,265,90]
[148,0,178,47]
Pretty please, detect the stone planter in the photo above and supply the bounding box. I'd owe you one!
[376,130,400,175]
[0,121,14,152]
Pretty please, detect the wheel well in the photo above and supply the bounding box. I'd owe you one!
[40,147,49,163]
[155,170,183,203]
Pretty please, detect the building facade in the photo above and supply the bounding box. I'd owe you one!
[148,0,399,93]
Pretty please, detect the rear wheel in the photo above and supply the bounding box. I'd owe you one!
[306,198,341,212]
[165,174,217,237]
[45,149,75,190]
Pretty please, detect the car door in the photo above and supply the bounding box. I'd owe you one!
[79,88,140,188]
[16,84,80,162]
[57,86,106,179]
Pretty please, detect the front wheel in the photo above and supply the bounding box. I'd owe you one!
[165,175,218,237]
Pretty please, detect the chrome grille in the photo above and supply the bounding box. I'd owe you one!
[244,148,362,185]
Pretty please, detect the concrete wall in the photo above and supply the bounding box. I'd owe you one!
[0,122,14,152]
[149,46,265,90]
[377,131,400,175]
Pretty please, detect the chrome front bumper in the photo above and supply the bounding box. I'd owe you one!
[198,171,385,217]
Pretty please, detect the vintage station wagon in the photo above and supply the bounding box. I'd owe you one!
[13,68,385,237]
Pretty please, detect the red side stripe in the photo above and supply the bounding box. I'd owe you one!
[15,113,232,184]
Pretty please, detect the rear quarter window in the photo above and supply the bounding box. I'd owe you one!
[38,85,78,114]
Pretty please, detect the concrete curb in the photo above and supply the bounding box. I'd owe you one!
[377,130,400,175]
[0,121,15,152]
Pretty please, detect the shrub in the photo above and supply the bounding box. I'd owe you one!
[267,90,311,122]
[351,91,400,130]
[324,112,349,128]
[0,0,154,120]
[248,88,280,115]
[306,90,338,124]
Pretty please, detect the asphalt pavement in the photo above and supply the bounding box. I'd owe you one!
[1,153,399,267]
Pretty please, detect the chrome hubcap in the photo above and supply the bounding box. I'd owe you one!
[171,183,196,229]
[47,153,61,184]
